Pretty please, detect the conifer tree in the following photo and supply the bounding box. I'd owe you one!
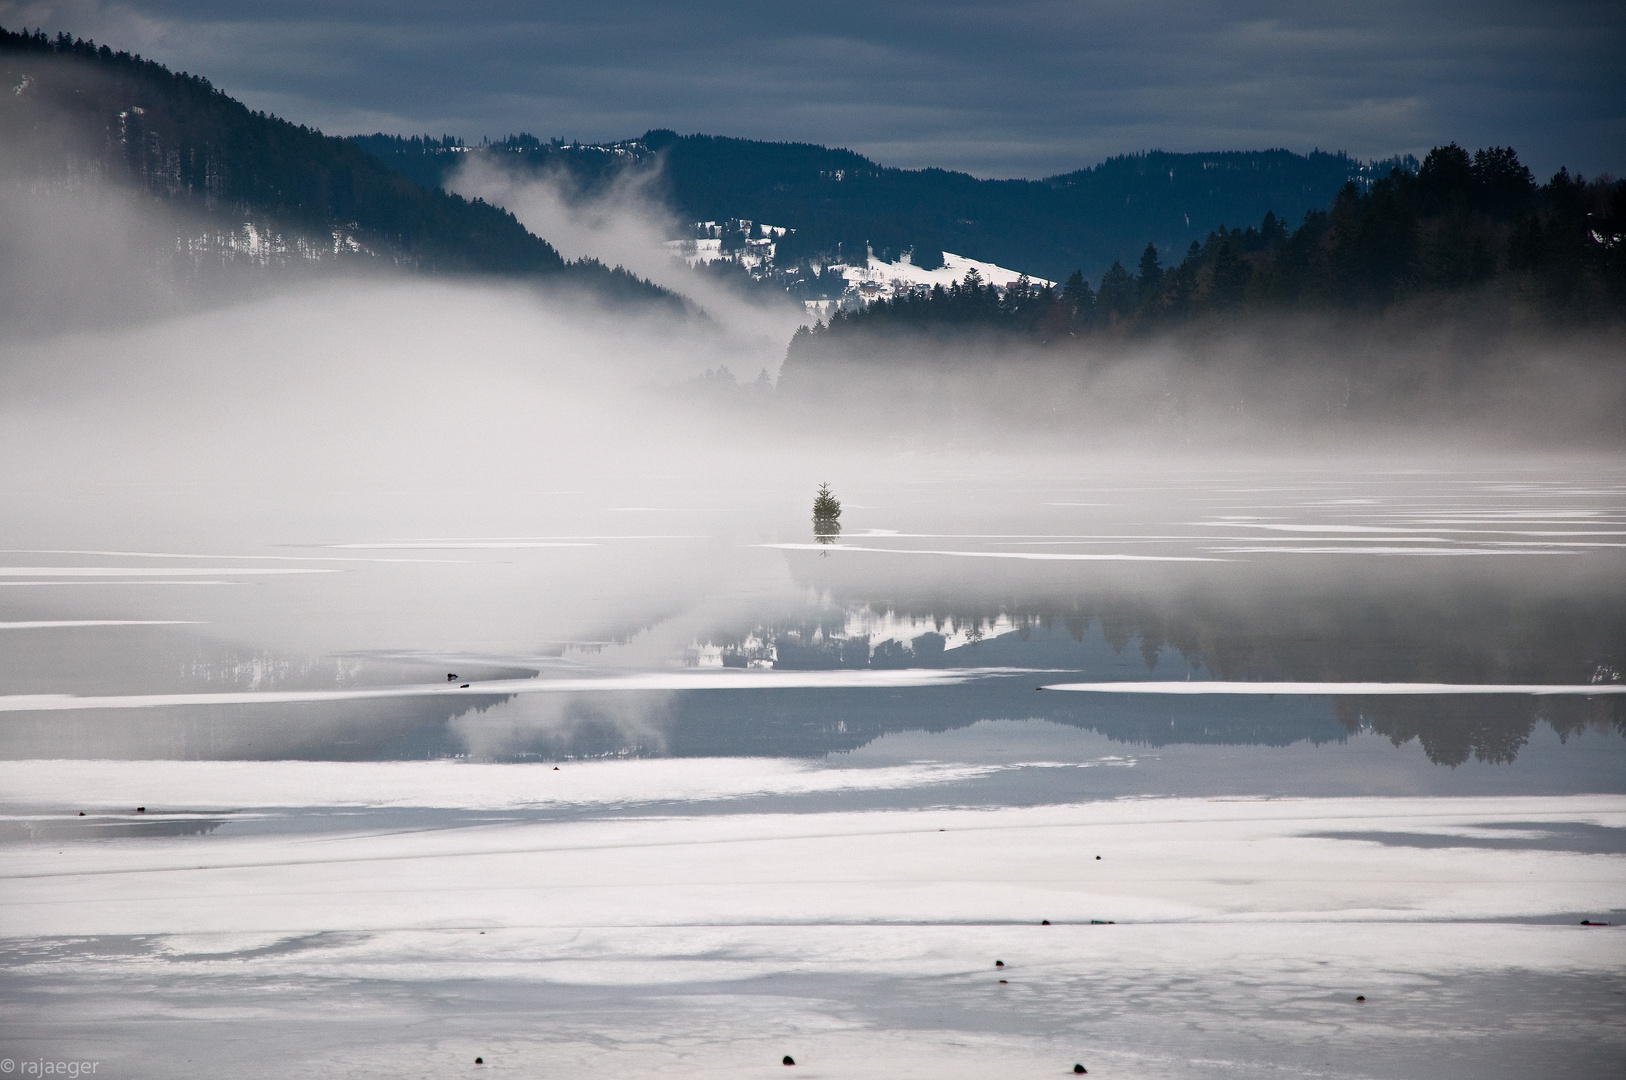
[812,482,842,536]
[1137,243,1164,291]
[1061,270,1094,326]
[1097,260,1135,323]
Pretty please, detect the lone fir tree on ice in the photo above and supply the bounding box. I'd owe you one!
[812,483,841,542]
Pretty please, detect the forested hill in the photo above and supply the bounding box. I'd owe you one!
[785,143,1625,361]
[767,145,1626,445]
[0,28,676,306]
[353,131,1405,283]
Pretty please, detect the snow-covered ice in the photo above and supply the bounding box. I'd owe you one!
[0,668,987,713]
[2,762,1622,1079]
[1044,680,1626,695]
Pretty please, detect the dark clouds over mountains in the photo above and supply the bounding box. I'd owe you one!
[2,0,1621,179]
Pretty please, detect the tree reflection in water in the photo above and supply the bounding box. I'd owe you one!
[1337,695,1624,767]
[682,553,1626,766]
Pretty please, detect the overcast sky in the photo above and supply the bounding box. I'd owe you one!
[4,0,1622,180]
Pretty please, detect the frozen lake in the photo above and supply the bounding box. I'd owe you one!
[2,458,1624,1079]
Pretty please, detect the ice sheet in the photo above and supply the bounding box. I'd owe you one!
[0,757,1007,811]
[0,668,989,713]
[1044,681,1626,695]
[0,620,200,629]
[761,543,1226,562]
[2,778,1622,1079]
[5,783,1620,936]
[0,566,337,576]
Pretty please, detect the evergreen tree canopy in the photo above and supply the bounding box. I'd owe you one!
[812,483,842,539]
[1137,243,1164,289]
[1097,260,1136,322]
[783,141,1623,365]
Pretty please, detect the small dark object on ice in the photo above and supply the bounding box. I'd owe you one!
[474,1057,483,1064]
[136,807,145,813]
[1355,995,1365,1002]
[782,1055,796,1065]
[1095,855,1101,860]
[1074,1065,1088,1074]
[1580,919,1610,926]
[553,766,559,770]
[1041,919,1050,925]
[460,683,470,688]
[1091,920,1114,925]
[995,960,1004,967]
[448,674,458,681]
[78,811,85,816]
[999,979,1008,984]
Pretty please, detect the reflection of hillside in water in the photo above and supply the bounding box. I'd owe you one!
[1330,696,1619,766]
[6,549,1620,768]
[694,552,1626,766]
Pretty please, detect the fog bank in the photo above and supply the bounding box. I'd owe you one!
[776,305,1626,450]
[448,153,806,364]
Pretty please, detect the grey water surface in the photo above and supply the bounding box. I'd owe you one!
[3,463,1624,1080]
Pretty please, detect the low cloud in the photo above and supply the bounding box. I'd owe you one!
[447,152,805,361]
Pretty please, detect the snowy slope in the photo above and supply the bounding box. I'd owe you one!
[844,250,1055,293]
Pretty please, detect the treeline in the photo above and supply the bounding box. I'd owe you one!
[652,138,1410,286]
[0,28,677,305]
[346,133,470,191]
[353,128,1397,283]
[789,144,1625,359]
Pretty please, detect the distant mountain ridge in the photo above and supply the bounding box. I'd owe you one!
[352,130,1414,282]
[0,28,678,308]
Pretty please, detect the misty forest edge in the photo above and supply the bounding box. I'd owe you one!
[5,27,1624,385]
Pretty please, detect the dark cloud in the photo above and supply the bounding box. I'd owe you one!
[3,0,1621,179]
